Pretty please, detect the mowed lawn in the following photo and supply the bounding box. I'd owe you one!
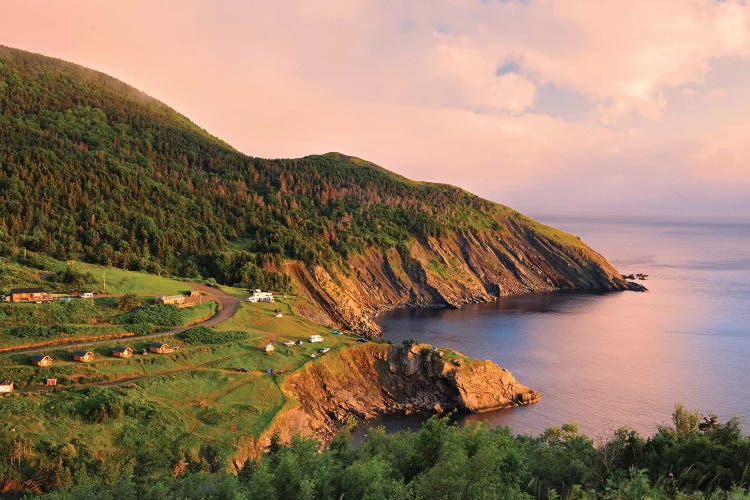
[216,300,328,339]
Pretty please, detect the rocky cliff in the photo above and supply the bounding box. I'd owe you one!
[287,221,645,335]
[233,342,539,467]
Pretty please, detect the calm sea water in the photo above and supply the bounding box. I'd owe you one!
[370,216,750,439]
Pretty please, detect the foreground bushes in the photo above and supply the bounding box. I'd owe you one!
[1,404,749,498]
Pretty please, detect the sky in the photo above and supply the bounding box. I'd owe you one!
[2,0,750,217]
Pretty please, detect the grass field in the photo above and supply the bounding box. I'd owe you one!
[72,261,194,295]
[1,254,195,296]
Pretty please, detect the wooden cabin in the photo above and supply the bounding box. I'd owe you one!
[263,343,275,353]
[155,295,186,306]
[0,380,13,393]
[73,350,94,362]
[149,342,173,354]
[10,287,48,303]
[31,354,53,367]
[112,346,133,358]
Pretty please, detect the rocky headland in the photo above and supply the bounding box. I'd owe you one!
[233,342,539,467]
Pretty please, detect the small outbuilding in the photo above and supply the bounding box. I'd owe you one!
[155,295,186,306]
[149,342,174,354]
[112,346,133,358]
[31,354,53,367]
[0,380,13,393]
[263,343,275,353]
[73,350,94,362]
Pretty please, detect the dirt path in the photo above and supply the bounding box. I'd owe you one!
[0,284,242,358]
[187,283,241,327]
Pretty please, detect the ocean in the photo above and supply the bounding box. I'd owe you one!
[370,216,750,438]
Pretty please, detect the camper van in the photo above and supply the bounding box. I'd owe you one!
[308,335,323,343]
[246,289,274,303]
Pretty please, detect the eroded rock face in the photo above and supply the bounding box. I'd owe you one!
[286,227,645,335]
[235,343,539,468]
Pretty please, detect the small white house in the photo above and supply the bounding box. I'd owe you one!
[247,289,274,303]
[308,335,323,343]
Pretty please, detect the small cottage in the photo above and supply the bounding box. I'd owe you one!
[73,350,94,362]
[155,295,186,306]
[10,287,48,303]
[263,343,275,353]
[31,354,53,367]
[112,346,133,358]
[149,342,173,354]
[0,380,13,393]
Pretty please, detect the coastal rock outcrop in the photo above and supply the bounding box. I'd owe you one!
[287,226,646,335]
[234,342,539,467]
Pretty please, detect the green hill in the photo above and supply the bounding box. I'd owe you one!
[0,45,638,332]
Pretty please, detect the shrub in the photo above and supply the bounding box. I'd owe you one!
[178,327,248,345]
[10,324,75,338]
[126,323,156,336]
[55,265,97,288]
[116,293,143,311]
[76,388,125,423]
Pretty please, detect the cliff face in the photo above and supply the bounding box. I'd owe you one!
[287,224,644,335]
[234,342,539,466]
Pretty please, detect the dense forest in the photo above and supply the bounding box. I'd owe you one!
[2,404,748,498]
[0,45,524,288]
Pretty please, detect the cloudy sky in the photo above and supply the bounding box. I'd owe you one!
[3,0,750,217]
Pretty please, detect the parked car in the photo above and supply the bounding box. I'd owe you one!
[356,338,368,343]
[236,367,250,373]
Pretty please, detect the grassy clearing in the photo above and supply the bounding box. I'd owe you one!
[0,254,194,296]
[182,301,218,325]
[72,261,193,295]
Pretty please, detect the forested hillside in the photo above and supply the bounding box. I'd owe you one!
[0,46,505,274]
[0,46,640,332]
